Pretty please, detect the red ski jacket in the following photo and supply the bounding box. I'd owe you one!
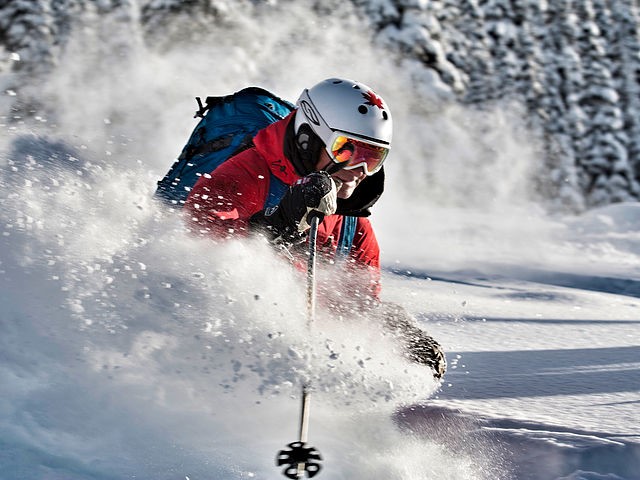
[184,113,381,299]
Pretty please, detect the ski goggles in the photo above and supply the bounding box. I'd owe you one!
[328,134,389,176]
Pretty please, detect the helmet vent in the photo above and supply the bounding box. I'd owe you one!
[382,110,389,120]
[352,84,361,90]
[358,105,368,114]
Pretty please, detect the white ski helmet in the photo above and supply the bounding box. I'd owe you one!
[294,78,392,175]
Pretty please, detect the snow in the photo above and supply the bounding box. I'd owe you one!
[1,2,640,479]
[373,198,640,479]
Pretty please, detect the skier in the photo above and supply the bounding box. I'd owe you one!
[184,78,446,378]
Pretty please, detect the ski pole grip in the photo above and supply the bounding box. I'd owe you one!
[307,210,324,225]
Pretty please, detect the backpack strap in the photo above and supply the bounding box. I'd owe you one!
[336,216,357,258]
[265,173,289,210]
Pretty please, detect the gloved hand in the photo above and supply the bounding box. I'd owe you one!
[250,171,337,243]
[403,328,447,379]
[377,302,447,379]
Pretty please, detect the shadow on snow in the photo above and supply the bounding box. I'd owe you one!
[438,346,640,400]
[395,405,640,480]
[388,267,640,300]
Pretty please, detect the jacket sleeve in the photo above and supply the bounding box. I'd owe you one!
[183,150,270,238]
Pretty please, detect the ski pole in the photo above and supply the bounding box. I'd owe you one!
[305,213,319,326]
[276,213,323,479]
[298,213,319,476]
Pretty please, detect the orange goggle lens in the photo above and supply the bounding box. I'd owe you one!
[330,135,388,175]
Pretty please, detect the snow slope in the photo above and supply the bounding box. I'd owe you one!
[1,3,640,479]
[376,201,640,480]
[1,142,639,479]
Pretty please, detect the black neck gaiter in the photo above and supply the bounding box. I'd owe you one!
[282,117,323,177]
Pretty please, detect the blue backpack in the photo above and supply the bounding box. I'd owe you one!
[155,87,294,207]
[155,87,357,257]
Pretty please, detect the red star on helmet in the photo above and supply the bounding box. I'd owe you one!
[362,90,384,109]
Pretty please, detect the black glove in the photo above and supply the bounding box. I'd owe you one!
[378,302,447,379]
[250,171,337,243]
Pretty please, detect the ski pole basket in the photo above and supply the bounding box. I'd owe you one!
[276,441,322,479]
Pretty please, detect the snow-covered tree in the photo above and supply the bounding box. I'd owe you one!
[610,0,640,194]
[0,0,59,75]
[572,0,638,206]
[0,0,639,209]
